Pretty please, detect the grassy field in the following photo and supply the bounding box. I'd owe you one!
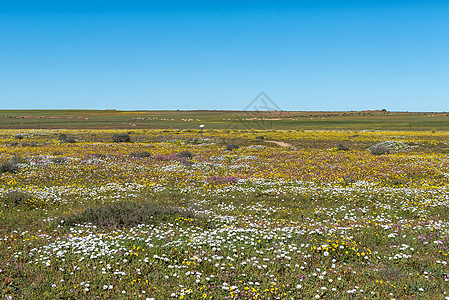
[1,109,449,130]
[1,128,449,299]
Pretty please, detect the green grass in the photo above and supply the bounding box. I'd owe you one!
[1,109,449,130]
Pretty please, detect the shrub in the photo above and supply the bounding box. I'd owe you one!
[129,151,151,158]
[206,176,239,184]
[51,157,69,164]
[2,191,31,207]
[177,150,194,159]
[371,144,390,155]
[61,201,206,228]
[337,143,349,151]
[92,153,108,159]
[225,143,239,151]
[58,133,77,143]
[154,154,175,161]
[1,191,46,210]
[178,158,193,166]
[187,138,200,145]
[372,141,409,151]
[255,136,265,141]
[112,133,131,143]
[21,141,39,147]
[342,173,358,186]
[0,161,19,174]
[58,133,68,142]
[10,155,25,165]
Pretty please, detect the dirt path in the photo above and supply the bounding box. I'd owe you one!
[265,140,294,148]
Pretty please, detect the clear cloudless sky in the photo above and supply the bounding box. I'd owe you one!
[1,0,449,111]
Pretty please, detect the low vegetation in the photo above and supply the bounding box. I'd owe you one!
[370,143,390,155]
[58,133,77,143]
[129,151,151,158]
[1,129,449,299]
[337,142,349,151]
[112,133,131,143]
[0,161,18,174]
[1,191,47,210]
[61,201,203,228]
[225,142,239,151]
[177,150,194,159]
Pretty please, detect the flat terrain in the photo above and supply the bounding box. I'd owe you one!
[1,109,449,130]
[2,129,449,299]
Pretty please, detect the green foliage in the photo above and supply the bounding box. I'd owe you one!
[112,133,131,143]
[21,141,39,147]
[2,191,32,207]
[177,150,194,159]
[337,142,349,151]
[0,160,18,174]
[1,191,47,210]
[371,144,390,155]
[61,201,205,228]
[51,157,69,164]
[92,153,108,159]
[225,143,239,151]
[129,151,151,158]
[58,133,77,143]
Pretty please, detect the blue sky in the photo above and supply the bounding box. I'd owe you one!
[1,1,448,111]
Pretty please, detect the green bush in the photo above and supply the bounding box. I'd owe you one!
[58,133,77,143]
[112,133,131,143]
[225,143,239,151]
[1,191,47,210]
[51,157,69,164]
[178,158,193,166]
[371,144,390,155]
[177,150,194,159]
[92,153,108,159]
[129,151,151,158]
[61,201,208,228]
[21,141,39,147]
[0,161,18,174]
[2,191,32,207]
[337,143,349,151]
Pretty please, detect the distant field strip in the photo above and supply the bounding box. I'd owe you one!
[1,110,449,130]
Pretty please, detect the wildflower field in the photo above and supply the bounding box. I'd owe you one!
[2,129,449,299]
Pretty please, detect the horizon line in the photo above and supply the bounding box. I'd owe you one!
[0,109,448,113]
